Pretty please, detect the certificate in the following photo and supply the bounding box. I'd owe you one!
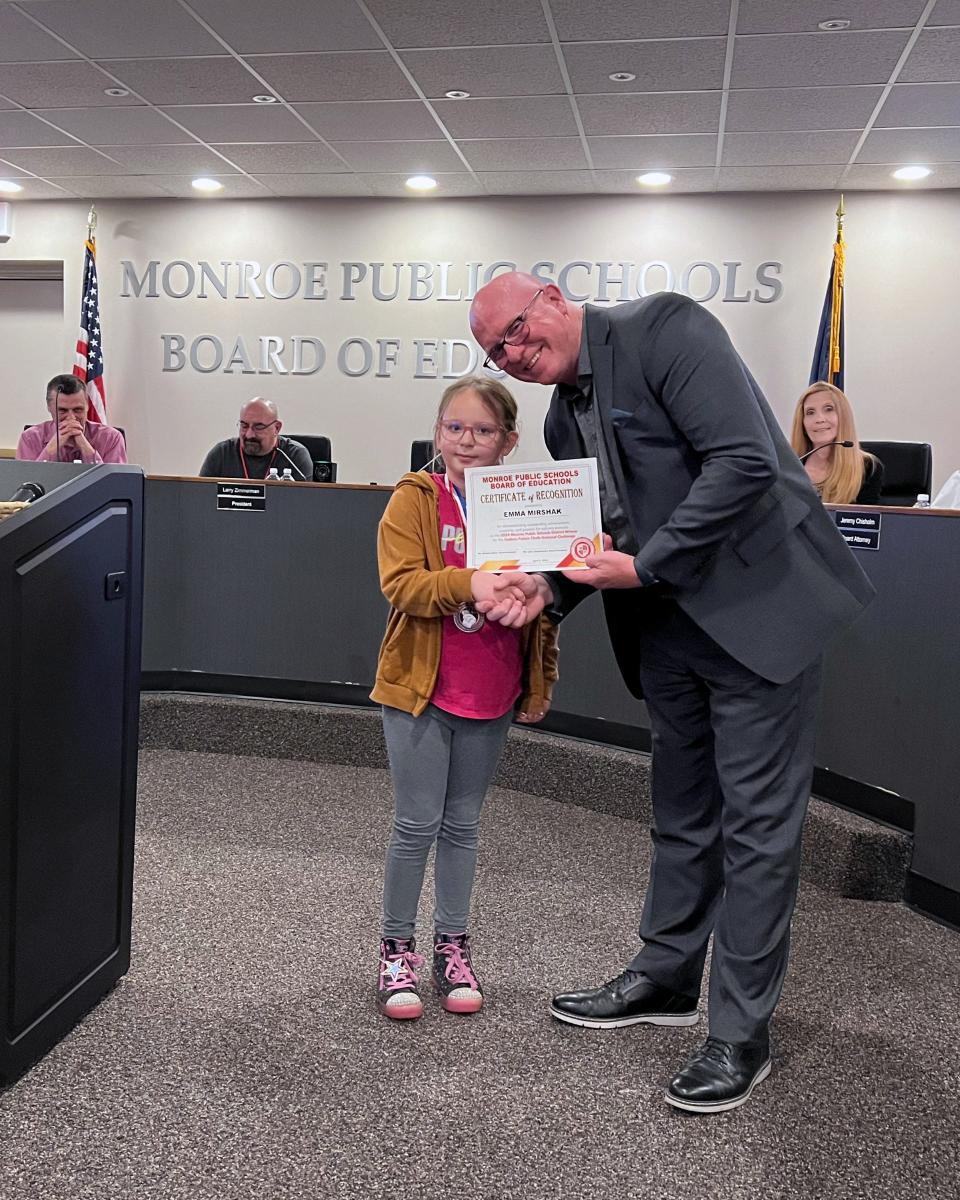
[464,459,603,572]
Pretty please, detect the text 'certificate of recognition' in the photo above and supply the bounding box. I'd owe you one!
[464,459,602,572]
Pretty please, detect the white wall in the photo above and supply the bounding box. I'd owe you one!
[1,276,64,446]
[1,190,957,491]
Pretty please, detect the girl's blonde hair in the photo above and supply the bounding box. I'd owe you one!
[790,381,872,504]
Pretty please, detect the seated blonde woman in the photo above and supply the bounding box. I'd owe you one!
[790,382,883,505]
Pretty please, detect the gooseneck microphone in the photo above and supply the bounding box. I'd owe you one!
[7,481,46,504]
[799,439,854,462]
[274,440,307,480]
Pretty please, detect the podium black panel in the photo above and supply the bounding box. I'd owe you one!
[0,463,143,1083]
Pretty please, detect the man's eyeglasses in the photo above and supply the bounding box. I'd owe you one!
[238,420,279,434]
[482,288,544,370]
[438,419,505,445]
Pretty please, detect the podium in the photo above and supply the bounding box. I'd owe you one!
[0,463,143,1083]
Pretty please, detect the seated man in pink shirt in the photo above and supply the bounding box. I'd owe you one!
[16,374,127,464]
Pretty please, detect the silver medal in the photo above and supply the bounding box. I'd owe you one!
[453,603,485,634]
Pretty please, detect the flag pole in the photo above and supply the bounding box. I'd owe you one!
[828,195,845,383]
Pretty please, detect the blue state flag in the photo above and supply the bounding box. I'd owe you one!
[809,222,844,389]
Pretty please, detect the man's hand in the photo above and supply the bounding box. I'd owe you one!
[560,533,642,590]
[471,571,548,627]
[58,415,86,446]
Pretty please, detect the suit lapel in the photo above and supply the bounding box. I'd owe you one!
[585,306,633,514]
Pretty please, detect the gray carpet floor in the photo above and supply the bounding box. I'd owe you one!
[1,748,958,1200]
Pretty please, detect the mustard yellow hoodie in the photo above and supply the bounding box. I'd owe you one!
[370,472,559,717]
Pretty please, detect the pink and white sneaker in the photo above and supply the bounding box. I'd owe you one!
[377,937,425,1020]
[433,932,483,1014]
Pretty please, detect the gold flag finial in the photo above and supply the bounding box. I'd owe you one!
[86,204,98,240]
[835,193,845,238]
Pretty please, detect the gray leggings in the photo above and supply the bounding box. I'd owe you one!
[381,704,513,940]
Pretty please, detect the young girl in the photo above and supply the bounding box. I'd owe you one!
[371,375,559,1020]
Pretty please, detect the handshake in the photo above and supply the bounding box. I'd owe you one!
[469,571,553,629]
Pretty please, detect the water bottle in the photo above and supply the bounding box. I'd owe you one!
[266,467,280,481]
[281,468,294,482]
[913,493,930,508]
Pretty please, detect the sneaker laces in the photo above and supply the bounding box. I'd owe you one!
[435,939,479,990]
[380,944,424,994]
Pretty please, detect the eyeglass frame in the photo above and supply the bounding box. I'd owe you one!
[482,288,544,370]
[436,418,507,446]
[238,420,280,434]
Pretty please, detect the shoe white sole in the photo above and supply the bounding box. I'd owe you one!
[549,1006,700,1030]
[663,1058,772,1113]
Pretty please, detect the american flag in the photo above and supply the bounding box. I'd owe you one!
[73,234,107,423]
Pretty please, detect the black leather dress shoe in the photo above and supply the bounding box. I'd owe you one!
[549,968,699,1029]
[665,1036,771,1113]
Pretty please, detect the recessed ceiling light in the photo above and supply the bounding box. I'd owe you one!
[252,94,279,104]
[817,18,851,30]
[444,89,470,99]
[637,172,672,187]
[892,165,931,180]
[104,87,129,97]
[405,175,438,192]
[192,177,224,192]
[0,179,24,194]
[609,72,636,82]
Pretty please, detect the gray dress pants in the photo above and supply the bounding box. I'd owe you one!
[629,601,821,1044]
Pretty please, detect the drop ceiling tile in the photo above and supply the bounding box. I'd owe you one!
[25,0,223,59]
[857,127,960,162]
[249,53,417,102]
[898,28,960,83]
[551,0,730,40]
[161,104,312,142]
[331,140,464,172]
[0,177,73,197]
[363,0,549,48]
[97,144,237,173]
[0,61,143,107]
[0,146,129,176]
[736,1,928,35]
[0,96,16,112]
[294,100,440,141]
[722,130,860,166]
[53,174,175,198]
[361,172,485,196]
[36,105,192,145]
[0,110,82,148]
[0,6,80,63]
[154,173,270,197]
[726,86,883,131]
[877,83,960,126]
[460,138,588,171]
[563,39,727,93]
[477,170,599,194]
[188,0,383,53]
[588,134,717,169]
[592,167,717,192]
[927,0,960,23]
[844,162,960,186]
[431,96,577,139]
[578,92,721,135]
[717,164,845,189]
[400,45,566,98]
[98,56,265,105]
[210,142,347,172]
[251,173,371,196]
[732,31,912,88]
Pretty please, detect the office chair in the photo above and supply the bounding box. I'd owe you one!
[286,434,336,482]
[410,439,440,472]
[860,440,933,506]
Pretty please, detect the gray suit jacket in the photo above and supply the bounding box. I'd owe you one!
[544,294,875,692]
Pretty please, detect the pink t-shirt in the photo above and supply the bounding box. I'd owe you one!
[430,474,523,720]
